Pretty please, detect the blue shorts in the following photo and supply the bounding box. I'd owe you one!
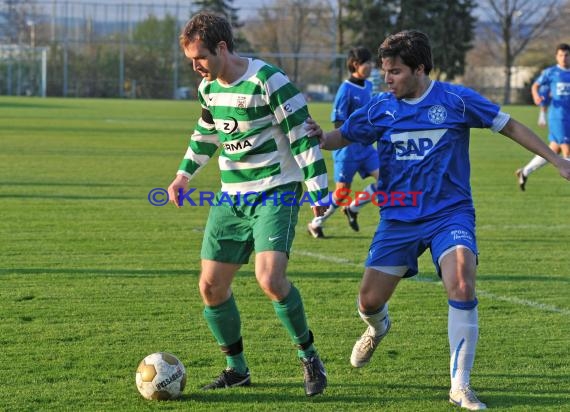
[333,148,379,183]
[365,210,478,278]
[547,119,570,145]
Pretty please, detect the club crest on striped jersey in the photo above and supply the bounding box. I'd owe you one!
[390,129,446,160]
[428,105,447,124]
[236,96,247,115]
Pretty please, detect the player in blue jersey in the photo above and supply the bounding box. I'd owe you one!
[307,30,570,410]
[307,47,380,238]
[516,43,570,191]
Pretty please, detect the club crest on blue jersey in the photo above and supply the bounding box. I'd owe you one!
[428,105,447,124]
[390,129,446,160]
[556,82,570,96]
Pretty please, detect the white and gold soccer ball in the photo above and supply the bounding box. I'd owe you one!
[135,352,187,400]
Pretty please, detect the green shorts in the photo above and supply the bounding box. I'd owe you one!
[201,182,302,264]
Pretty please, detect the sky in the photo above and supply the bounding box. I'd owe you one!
[62,0,262,10]
[64,0,258,4]
[37,0,268,20]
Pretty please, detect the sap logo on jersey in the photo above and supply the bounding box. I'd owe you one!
[223,138,253,154]
[391,129,446,160]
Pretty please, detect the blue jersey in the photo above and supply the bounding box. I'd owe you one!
[340,81,510,222]
[535,65,570,120]
[331,79,374,162]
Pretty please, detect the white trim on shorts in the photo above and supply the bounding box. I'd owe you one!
[368,245,473,278]
[367,265,409,277]
[437,245,470,267]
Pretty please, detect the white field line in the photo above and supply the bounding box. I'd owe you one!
[352,224,570,232]
[478,224,570,230]
[294,250,569,316]
[295,250,355,265]
[476,290,570,316]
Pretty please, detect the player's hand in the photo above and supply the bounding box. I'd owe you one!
[167,174,189,208]
[312,205,328,217]
[305,118,325,147]
[533,95,544,106]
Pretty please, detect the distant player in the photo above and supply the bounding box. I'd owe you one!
[515,43,570,191]
[306,30,570,410]
[308,47,379,238]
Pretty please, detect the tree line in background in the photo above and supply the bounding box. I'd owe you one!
[1,0,569,102]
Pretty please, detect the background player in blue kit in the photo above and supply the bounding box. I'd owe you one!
[308,47,380,238]
[515,43,570,191]
[307,30,570,410]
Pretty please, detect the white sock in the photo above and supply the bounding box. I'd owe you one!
[358,302,389,336]
[522,155,547,176]
[311,202,339,227]
[448,299,478,391]
[538,110,546,126]
[349,182,377,213]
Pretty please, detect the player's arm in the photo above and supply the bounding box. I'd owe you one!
[264,72,330,215]
[530,69,549,106]
[305,118,351,150]
[291,123,330,217]
[530,82,542,106]
[500,118,570,180]
[289,116,330,216]
[168,107,220,207]
[331,84,349,129]
[321,129,351,150]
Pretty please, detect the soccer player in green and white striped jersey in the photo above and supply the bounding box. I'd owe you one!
[167,12,328,397]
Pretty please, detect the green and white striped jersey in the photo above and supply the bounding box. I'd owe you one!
[177,58,328,203]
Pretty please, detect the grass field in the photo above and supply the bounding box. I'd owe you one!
[1,96,569,411]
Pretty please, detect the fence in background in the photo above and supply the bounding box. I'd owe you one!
[1,0,533,102]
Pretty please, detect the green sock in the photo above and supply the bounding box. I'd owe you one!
[226,353,248,375]
[203,294,248,374]
[297,343,317,359]
[272,285,316,359]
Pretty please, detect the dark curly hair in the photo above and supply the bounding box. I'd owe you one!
[179,12,235,55]
[378,30,433,75]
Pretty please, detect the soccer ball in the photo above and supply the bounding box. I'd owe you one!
[135,352,187,400]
